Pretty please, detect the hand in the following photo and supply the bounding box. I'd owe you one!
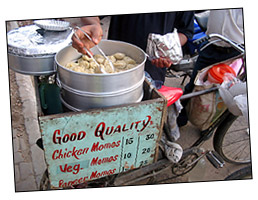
[151,57,173,68]
[72,21,103,55]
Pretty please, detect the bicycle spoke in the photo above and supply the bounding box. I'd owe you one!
[222,138,250,147]
[222,141,250,162]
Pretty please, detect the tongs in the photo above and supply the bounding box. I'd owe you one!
[73,26,115,74]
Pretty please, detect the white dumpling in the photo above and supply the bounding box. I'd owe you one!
[66,52,138,74]
[82,55,93,62]
[65,62,79,69]
[107,55,116,63]
[73,66,86,73]
[123,56,136,65]
[94,54,105,64]
[89,61,98,69]
[113,52,125,60]
[113,60,127,69]
[126,64,137,69]
[78,58,90,68]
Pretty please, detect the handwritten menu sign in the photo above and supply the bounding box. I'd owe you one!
[39,100,165,188]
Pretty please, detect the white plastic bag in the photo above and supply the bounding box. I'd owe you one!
[234,94,248,121]
[219,77,248,119]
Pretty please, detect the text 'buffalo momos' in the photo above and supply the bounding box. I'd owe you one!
[65,52,138,74]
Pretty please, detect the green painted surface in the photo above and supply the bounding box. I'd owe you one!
[39,100,164,188]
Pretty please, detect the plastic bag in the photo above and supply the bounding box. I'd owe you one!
[219,76,248,119]
[235,94,248,121]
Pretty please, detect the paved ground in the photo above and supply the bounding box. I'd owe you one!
[9,69,46,192]
[7,17,251,192]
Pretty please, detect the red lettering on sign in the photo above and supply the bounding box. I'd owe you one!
[139,115,152,132]
[91,140,121,152]
[58,176,88,188]
[105,126,114,135]
[90,155,119,166]
[59,163,81,174]
[52,147,89,160]
[94,115,153,140]
[94,122,105,140]
[113,125,121,134]
[90,168,116,179]
[52,129,86,145]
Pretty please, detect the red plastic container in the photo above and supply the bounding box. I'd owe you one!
[208,63,236,84]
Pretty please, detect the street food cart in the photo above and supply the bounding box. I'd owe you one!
[7,21,167,189]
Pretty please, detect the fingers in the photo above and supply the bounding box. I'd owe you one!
[71,28,95,55]
[151,58,173,68]
[91,29,103,45]
[71,24,103,55]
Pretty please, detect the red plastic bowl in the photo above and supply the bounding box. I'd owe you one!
[208,63,236,84]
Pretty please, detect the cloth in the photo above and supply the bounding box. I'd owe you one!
[167,100,183,141]
[206,8,244,47]
[105,12,194,82]
[160,136,183,163]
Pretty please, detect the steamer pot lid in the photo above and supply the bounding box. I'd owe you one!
[7,24,73,57]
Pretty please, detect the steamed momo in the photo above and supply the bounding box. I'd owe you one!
[65,52,138,74]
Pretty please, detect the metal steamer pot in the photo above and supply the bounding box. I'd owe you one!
[55,40,147,111]
[7,25,73,75]
[8,53,56,75]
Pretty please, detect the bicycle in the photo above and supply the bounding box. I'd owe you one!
[104,34,251,186]
[224,165,252,180]
[38,34,251,189]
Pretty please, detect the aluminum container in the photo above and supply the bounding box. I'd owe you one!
[58,77,144,111]
[7,24,72,75]
[8,53,55,75]
[55,40,147,110]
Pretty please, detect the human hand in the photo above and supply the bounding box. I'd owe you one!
[72,23,103,55]
[151,58,173,68]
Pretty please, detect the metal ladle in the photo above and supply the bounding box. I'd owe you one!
[73,26,115,74]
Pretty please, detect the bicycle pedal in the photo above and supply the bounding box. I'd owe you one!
[206,151,225,169]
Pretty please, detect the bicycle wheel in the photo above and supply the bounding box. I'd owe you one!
[225,165,252,180]
[213,113,251,164]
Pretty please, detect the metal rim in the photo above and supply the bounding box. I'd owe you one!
[55,40,147,77]
[60,93,144,112]
[9,66,55,76]
[56,75,145,97]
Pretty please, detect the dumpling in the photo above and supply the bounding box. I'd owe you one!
[126,64,137,69]
[78,58,90,68]
[65,62,79,69]
[113,60,127,69]
[113,52,125,60]
[82,55,93,62]
[107,55,116,63]
[65,52,138,74]
[123,56,136,65]
[94,54,105,64]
